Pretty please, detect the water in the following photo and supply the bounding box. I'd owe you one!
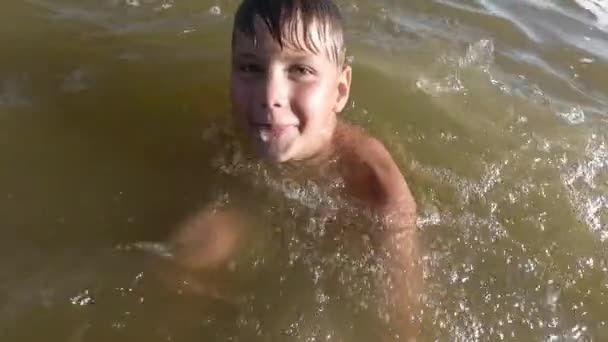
[1,0,608,341]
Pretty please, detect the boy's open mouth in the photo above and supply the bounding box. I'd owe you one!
[250,122,298,141]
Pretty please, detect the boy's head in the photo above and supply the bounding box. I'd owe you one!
[230,0,352,163]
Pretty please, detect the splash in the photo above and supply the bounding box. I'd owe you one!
[416,75,465,96]
[69,289,95,306]
[557,106,586,125]
[562,133,608,241]
[458,39,495,71]
[416,39,495,96]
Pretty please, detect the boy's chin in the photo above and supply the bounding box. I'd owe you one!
[262,151,293,163]
[253,137,299,163]
[257,145,293,163]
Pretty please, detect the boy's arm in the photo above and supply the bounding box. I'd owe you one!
[170,208,245,270]
[358,138,421,340]
[153,208,245,298]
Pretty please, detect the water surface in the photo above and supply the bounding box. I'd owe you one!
[1,0,608,341]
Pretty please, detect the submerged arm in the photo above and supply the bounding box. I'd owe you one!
[358,138,422,340]
[155,208,246,298]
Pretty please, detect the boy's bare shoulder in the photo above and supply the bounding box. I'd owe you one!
[335,123,416,220]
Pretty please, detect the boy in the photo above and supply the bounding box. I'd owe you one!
[169,0,420,339]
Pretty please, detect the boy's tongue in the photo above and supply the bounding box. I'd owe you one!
[258,124,292,142]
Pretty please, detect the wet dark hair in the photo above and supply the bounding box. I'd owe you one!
[232,0,346,66]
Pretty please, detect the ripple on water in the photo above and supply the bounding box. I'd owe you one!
[29,0,225,35]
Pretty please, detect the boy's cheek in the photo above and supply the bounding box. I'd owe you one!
[230,86,249,115]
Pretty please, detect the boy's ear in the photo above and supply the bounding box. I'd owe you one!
[334,65,352,113]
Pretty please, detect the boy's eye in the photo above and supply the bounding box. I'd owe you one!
[238,63,264,74]
[289,64,315,77]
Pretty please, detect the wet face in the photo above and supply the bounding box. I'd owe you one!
[230,19,351,162]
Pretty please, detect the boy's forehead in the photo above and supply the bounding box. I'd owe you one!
[232,16,332,59]
[232,26,280,53]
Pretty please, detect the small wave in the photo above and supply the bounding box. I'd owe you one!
[27,0,223,34]
[480,0,608,60]
[574,0,608,28]
[385,9,483,44]
[524,0,605,29]
[434,0,488,16]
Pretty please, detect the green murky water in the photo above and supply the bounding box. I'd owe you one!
[1,0,608,341]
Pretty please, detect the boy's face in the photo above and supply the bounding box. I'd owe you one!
[230,19,351,163]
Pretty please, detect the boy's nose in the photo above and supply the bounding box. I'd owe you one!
[260,71,287,109]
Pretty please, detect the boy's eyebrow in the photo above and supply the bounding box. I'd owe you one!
[233,52,259,60]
